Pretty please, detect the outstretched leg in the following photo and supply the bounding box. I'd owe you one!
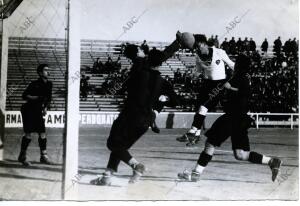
[234,149,282,181]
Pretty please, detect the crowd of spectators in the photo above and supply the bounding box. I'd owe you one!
[172,36,298,113]
[92,56,121,74]
[219,36,298,58]
[220,37,257,55]
[96,68,129,96]
[85,37,298,113]
[249,54,298,113]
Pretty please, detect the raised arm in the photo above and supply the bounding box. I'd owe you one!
[221,50,235,70]
[160,31,186,63]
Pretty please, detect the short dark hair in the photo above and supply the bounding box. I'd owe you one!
[123,44,138,60]
[148,48,163,67]
[194,34,207,44]
[37,64,48,74]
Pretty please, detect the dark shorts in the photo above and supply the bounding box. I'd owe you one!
[106,110,150,152]
[205,114,252,151]
[21,104,45,133]
[196,79,227,111]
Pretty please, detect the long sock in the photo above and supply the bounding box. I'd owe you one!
[197,152,213,167]
[192,113,205,129]
[20,136,31,153]
[248,151,263,164]
[38,137,47,155]
[107,153,121,172]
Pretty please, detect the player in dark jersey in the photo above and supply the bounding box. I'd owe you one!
[18,64,53,166]
[150,77,179,133]
[90,34,182,186]
[177,54,282,182]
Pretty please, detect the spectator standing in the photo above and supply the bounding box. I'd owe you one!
[236,37,243,53]
[221,38,230,54]
[214,35,219,48]
[291,38,298,59]
[249,38,256,52]
[283,39,292,57]
[261,38,269,54]
[229,37,237,55]
[243,37,250,52]
[141,40,149,55]
[273,36,282,56]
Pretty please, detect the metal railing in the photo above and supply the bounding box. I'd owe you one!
[208,112,299,130]
[252,113,299,129]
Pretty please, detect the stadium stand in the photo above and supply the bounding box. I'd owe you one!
[5,37,298,113]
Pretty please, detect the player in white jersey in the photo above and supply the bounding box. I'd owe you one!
[177,34,235,145]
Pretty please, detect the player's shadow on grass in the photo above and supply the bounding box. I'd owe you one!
[78,169,106,176]
[140,156,253,165]
[140,156,299,167]
[78,166,107,171]
[0,159,63,172]
[3,159,62,166]
[196,177,266,184]
[0,172,61,183]
[113,174,265,184]
[252,142,297,147]
[78,182,122,188]
[143,150,233,156]
[115,174,177,183]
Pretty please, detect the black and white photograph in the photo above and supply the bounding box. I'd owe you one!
[0,0,299,202]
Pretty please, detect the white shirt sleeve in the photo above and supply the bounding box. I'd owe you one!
[221,50,235,70]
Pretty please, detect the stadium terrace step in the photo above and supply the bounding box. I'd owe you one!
[80,105,98,108]
[80,108,100,111]
[99,108,120,111]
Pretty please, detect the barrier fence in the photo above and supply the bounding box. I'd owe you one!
[208,112,299,130]
[4,111,299,129]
